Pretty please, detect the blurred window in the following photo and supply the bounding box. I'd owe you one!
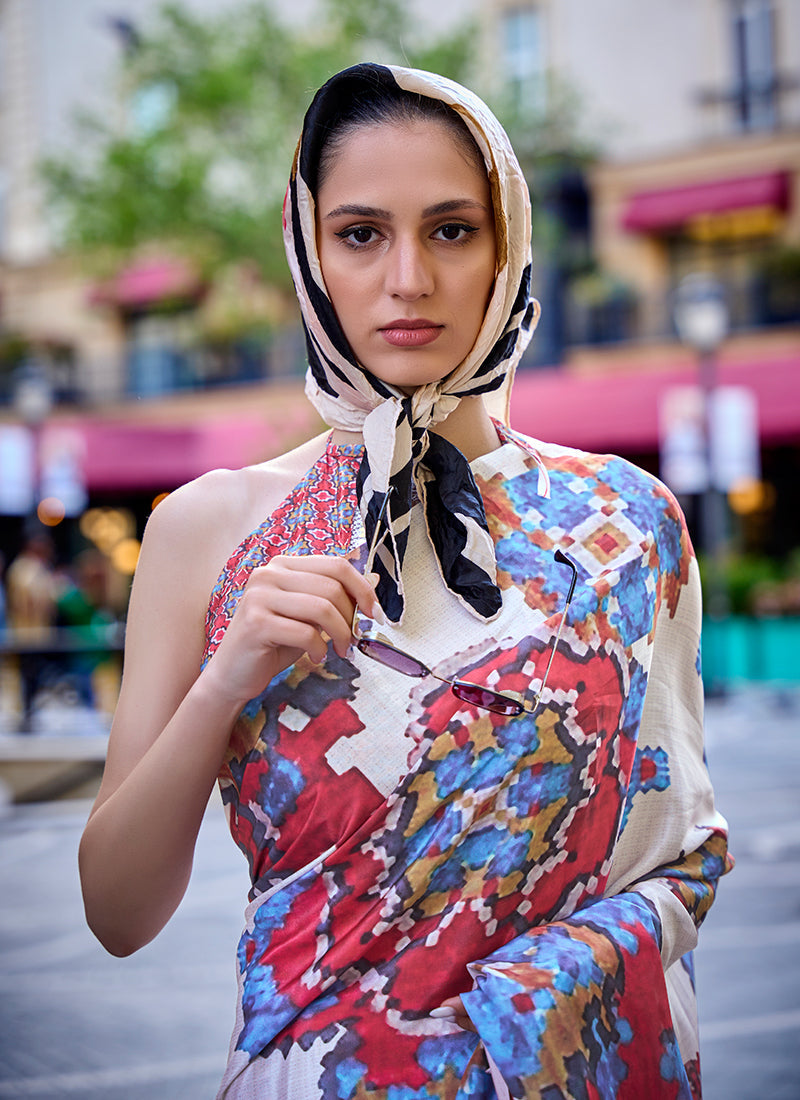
[730,0,777,131]
[501,5,545,112]
[125,311,199,397]
[667,230,780,333]
[124,308,274,396]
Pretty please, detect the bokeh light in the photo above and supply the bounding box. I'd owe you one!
[37,496,66,526]
[110,537,142,575]
[728,478,776,516]
[79,507,136,553]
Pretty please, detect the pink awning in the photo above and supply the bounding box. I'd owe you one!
[46,387,323,492]
[509,354,800,454]
[90,258,204,309]
[622,172,790,232]
[79,418,263,490]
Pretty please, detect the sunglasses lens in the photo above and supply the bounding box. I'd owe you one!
[357,638,526,715]
[452,682,522,716]
[357,638,428,677]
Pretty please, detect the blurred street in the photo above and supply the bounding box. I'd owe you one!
[0,687,797,1099]
[694,687,800,1100]
[0,788,248,1099]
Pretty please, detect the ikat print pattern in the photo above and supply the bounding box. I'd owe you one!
[205,428,732,1099]
[464,893,693,1099]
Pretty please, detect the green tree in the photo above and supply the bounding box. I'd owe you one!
[42,0,477,296]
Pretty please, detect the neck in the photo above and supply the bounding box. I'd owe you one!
[331,396,501,462]
[430,396,501,460]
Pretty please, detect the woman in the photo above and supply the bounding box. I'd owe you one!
[79,64,732,1099]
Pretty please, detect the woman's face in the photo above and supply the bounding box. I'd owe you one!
[316,119,496,392]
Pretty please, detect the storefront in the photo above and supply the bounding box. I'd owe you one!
[0,377,320,574]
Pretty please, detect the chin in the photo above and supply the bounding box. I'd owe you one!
[363,354,462,393]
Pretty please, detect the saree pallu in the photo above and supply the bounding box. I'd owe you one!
[204,429,732,1099]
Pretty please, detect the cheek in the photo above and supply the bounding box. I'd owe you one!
[481,271,496,315]
[470,242,498,313]
[319,252,356,328]
[466,258,497,334]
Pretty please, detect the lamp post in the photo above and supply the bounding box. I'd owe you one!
[673,273,730,692]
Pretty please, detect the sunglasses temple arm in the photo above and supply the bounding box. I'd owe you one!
[532,575,576,708]
[533,612,563,703]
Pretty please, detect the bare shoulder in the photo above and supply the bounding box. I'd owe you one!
[140,430,330,595]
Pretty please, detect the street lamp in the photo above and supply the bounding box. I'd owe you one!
[673,272,729,358]
[673,273,730,692]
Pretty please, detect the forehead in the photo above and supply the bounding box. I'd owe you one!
[316,118,492,207]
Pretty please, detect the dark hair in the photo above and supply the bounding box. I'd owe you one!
[302,66,486,197]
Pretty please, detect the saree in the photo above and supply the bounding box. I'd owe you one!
[206,425,732,1098]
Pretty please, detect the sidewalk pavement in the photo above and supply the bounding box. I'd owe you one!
[0,687,798,1098]
[0,789,248,1099]
[693,687,800,1100]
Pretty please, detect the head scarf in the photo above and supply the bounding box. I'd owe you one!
[283,63,539,623]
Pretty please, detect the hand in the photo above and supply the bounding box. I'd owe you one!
[430,995,475,1031]
[203,554,380,706]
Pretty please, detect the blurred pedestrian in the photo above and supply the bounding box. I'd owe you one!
[5,528,58,732]
[79,64,732,1099]
[56,548,115,708]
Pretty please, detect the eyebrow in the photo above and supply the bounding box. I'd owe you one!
[323,198,489,220]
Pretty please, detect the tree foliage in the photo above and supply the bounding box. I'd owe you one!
[42,0,477,293]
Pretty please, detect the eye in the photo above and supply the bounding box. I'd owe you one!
[335,225,379,247]
[432,222,479,243]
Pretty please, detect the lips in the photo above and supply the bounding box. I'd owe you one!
[379,319,443,348]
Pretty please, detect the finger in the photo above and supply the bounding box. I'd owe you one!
[248,562,358,638]
[277,555,382,617]
[264,589,355,659]
[253,607,331,666]
[274,618,329,665]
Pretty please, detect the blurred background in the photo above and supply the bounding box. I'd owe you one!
[0,0,798,1096]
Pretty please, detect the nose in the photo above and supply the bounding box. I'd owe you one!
[384,236,434,300]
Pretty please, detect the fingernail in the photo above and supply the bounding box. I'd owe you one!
[370,601,386,626]
[367,571,380,588]
[430,1006,457,1018]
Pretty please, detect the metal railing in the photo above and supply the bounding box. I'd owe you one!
[0,623,125,657]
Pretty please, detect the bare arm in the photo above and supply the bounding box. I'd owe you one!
[79,469,379,956]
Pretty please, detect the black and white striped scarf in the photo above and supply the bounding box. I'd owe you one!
[283,63,538,623]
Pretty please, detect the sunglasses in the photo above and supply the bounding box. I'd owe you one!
[351,489,578,717]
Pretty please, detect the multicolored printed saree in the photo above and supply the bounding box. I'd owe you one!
[205,427,732,1099]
